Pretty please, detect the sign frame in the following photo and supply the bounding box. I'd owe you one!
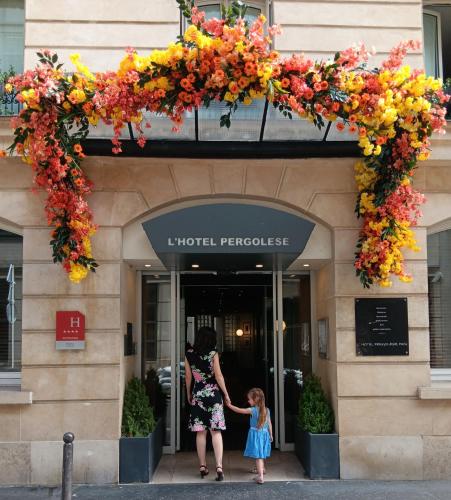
[355,298,409,356]
[56,311,86,350]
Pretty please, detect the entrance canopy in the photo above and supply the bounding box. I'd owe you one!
[142,203,315,271]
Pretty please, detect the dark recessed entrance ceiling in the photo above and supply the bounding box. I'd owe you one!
[142,203,315,271]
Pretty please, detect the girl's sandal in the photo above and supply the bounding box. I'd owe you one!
[215,466,224,481]
[250,467,266,474]
[199,465,209,478]
[253,476,264,484]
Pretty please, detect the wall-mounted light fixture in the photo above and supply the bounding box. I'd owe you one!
[236,328,244,337]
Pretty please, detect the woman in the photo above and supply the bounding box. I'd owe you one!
[185,326,231,481]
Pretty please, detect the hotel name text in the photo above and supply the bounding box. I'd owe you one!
[167,237,290,247]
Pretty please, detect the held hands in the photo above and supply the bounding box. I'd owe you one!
[224,395,232,407]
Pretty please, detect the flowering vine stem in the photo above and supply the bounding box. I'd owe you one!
[2,1,448,285]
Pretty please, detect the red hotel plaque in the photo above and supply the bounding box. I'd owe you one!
[56,311,85,350]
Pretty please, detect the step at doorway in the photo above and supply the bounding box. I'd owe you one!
[152,450,306,484]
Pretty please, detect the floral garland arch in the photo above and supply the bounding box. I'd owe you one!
[2,0,448,287]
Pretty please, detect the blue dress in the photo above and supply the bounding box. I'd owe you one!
[243,406,271,459]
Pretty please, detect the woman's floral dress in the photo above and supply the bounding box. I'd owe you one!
[186,349,226,432]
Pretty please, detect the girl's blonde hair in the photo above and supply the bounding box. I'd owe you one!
[248,388,267,428]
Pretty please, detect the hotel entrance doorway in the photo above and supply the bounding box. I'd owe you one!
[140,271,312,453]
[179,273,274,451]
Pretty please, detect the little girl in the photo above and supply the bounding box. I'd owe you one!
[227,387,273,484]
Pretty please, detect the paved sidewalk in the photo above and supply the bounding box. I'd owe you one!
[1,481,451,499]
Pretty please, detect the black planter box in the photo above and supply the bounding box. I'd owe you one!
[119,418,164,483]
[295,425,339,479]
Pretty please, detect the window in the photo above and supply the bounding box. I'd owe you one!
[0,0,24,115]
[196,1,264,22]
[427,228,451,376]
[423,4,451,117]
[189,1,269,139]
[0,229,23,385]
[0,0,24,74]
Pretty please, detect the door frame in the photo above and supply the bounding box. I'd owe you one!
[173,270,292,451]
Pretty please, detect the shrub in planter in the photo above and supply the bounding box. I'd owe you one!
[299,374,334,434]
[295,374,339,479]
[122,377,156,437]
[120,377,163,483]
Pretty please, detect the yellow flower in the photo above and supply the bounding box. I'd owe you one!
[184,25,200,44]
[69,263,88,283]
[68,88,86,104]
[70,53,95,80]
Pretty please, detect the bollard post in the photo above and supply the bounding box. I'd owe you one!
[61,432,74,500]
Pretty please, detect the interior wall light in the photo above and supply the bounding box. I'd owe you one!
[236,329,244,337]
[275,320,287,332]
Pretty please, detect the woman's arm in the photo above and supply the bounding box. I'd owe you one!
[227,403,252,415]
[213,353,231,405]
[184,356,192,405]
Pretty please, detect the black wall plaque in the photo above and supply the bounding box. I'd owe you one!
[355,298,409,356]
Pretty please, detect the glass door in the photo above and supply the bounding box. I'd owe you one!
[274,271,312,451]
[141,272,176,453]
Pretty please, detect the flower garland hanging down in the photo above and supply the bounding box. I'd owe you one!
[3,0,448,285]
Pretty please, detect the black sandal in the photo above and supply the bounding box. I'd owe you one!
[215,465,224,482]
[199,464,209,478]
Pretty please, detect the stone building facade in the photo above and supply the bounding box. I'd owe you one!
[0,0,451,485]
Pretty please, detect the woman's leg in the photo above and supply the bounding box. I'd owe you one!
[196,430,207,466]
[210,429,223,468]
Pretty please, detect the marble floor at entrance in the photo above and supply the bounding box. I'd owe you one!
[153,451,306,483]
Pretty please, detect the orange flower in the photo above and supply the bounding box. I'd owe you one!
[73,144,83,154]
[0,150,6,158]
[244,62,257,76]
[336,122,345,132]
[320,81,329,90]
[349,114,358,122]
[349,124,358,134]
[359,127,367,137]
[180,78,193,91]
[238,76,249,89]
[281,78,290,89]
[304,88,314,100]
[228,81,239,94]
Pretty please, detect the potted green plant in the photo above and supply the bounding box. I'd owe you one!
[295,374,339,479]
[119,377,164,483]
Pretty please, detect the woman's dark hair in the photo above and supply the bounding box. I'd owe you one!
[193,326,217,355]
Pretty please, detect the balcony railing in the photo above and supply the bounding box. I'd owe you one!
[0,83,21,116]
